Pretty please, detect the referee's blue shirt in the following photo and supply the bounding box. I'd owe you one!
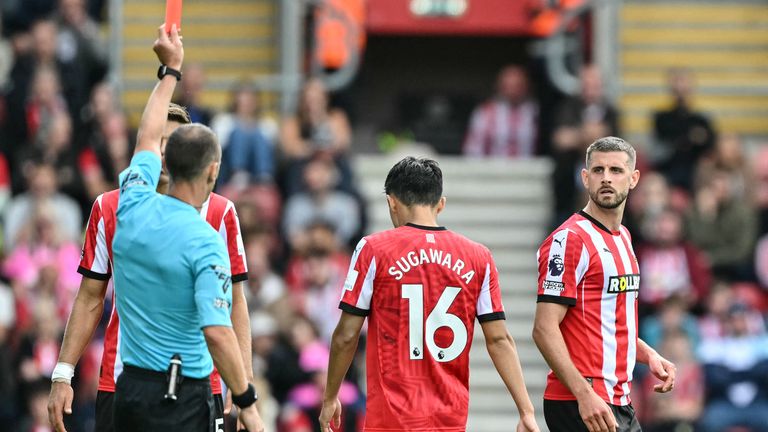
[112,151,233,379]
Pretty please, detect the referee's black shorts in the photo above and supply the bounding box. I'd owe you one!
[544,399,642,432]
[114,365,214,432]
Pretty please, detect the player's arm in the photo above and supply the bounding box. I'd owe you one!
[230,281,253,381]
[321,238,372,431]
[481,320,538,431]
[320,312,365,432]
[48,276,108,432]
[134,24,183,158]
[533,303,616,432]
[636,338,675,393]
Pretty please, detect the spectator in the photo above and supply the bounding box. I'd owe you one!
[215,79,276,189]
[16,299,62,403]
[549,65,620,226]
[651,68,716,191]
[279,78,354,196]
[752,147,768,234]
[686,167,757,279]
[4,161,81,252]
[696,132,753,201]
[36,113,89,210]
[637,208,711,311]
[249,312,280,432]
[282,155,360,248]
[286,245,347,342]
[639,330,704,432]
[640,295,701,351]
[173,62,213,125]
[552,64,620,144]
[54,0,108,83]
[3,200,82,320]
[463,65,538,158]
[0,281,17,427]
[243,227,290,326]
[16,378,54,432]
[698,302,768,432]
[0,10,13,91]
[625,171,675,244]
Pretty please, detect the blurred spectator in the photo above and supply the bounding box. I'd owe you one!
[16,378,54,432]
[3,200,82,319]
[640,295,701,351]
[0,11,13,91]
[173,62,213,125]
[249,312,280,432]
[410,95,465,154]
[651,68,716,191]
[4,161,81,252]
[279,78,354,196]
[625,171,675,244]
[281,78,350,159]
[36,113,89,209]
[286,245,347,342]
[698,302,768,432]
[283,155,360,248]
[686,167,757,279]
[54,0,108,82]
[282,341,363,432]
[698,282,767,341]
[552,64,619,145]
[639,330,704,432]
[243,228,291,328]
[549,66,618,225]
[214,79,276,188]
[752,147,768,235]
[637,208,711,311]
[16,299,61,401]
[0,281,17,427]
[265,316,314,406]
[0,151,11,217]
[463,65,538,158]
[696,132,753,202]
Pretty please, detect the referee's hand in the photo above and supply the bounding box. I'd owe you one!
[48,381,74,432]
[238,404,265,432]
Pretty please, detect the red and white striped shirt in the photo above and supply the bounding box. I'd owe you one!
[536,211,639,406]
[78,190,247,394]
[340,224,506,431]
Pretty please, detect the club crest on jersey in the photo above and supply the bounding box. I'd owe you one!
[607,274,640,294]
[548,254,564,277]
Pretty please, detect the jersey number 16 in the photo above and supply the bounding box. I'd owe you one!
[402,284,468,362]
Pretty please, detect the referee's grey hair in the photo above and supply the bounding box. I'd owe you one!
[585,136,636,169]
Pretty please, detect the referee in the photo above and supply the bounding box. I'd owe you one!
[110,25,264,432]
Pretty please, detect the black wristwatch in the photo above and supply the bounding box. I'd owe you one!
[157,64,182,81]
[232,383,258,409]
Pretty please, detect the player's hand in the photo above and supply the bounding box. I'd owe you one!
[237,404,265,432]
[649,353,676,393]
[319,397,342,432]
[516,412,540,432]
[48,381,74,432]
[577,390,617,432]
[153,23,184,70]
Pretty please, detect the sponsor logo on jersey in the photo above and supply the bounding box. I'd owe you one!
[607,274,640,294]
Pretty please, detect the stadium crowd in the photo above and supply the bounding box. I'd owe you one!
[0,1,767,432]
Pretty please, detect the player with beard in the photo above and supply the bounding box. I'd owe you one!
[533,137,676,432]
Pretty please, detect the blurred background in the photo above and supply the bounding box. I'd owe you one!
[1,0,768,431]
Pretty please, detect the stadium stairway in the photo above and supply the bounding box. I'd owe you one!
[620,0,768,141]
[356,155,553,431]
[119,0,278,124]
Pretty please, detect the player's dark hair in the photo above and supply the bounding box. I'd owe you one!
[384,157,443,207]
[167,103,191,124]
[165,124,220,182]
[585,136,636,169]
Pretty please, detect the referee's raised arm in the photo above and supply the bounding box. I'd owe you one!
[135,23,184,158]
